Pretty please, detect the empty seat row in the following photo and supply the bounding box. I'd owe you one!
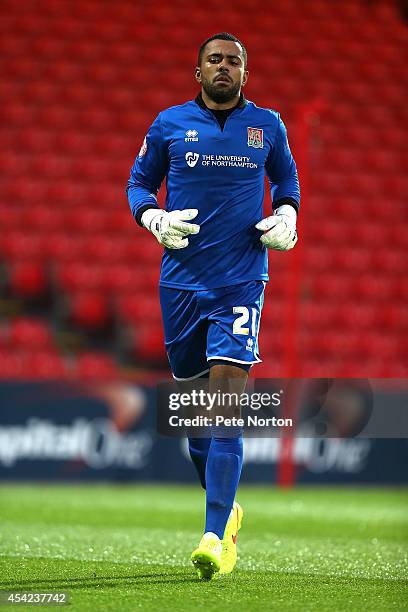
[0,349,121,380]
[0,233,159,262]
[310,275,408,301]
[299,302,408,330]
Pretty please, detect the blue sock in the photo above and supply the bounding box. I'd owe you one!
[205,436,243,539]
[188,437,211,489]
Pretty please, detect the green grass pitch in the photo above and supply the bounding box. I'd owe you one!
[0,485,407,611]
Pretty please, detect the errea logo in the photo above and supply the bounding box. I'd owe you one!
[185,129,199,142]
[185,152,200,167]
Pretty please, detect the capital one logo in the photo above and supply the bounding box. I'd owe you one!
[185,152,200,167]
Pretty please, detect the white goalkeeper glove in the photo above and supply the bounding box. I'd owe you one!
[141,208,200,249]
[255,204,298,251]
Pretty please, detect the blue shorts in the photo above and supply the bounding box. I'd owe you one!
[160,281,265,380]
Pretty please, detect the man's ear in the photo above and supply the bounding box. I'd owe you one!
[242,70,249,87]
[195,67,202,84]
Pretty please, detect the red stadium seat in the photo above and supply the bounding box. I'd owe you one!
[8,261,48,298]
[57,262,106,293]
[371,251,406,276]
[299,302,340,330]
[0,350,29,379]
[0,232,47,261]
[332,249,371,273]
[106,210,135,233]
[133,324,166,363]
[18,126,56,154]
[68,292,111,331]
[25,350,68,379]
[104,264,139,293]
[10,318,55,350]
[47,234,88,262]
[261,328,286,356]
[63,209,112,234]
[84,236,128,263]
[76,352,118,380]
[0,207,24,230]
[353,276,397,301]
[25,206,67,232]
[310,275,352,301]
[116,293,162,325]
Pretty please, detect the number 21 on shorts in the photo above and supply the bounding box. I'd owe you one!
[232,306,257,336]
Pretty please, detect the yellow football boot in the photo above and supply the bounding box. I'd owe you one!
[219,502,243,574]
[191,532,222,580]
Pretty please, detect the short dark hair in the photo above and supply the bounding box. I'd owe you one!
[197,32,247,67]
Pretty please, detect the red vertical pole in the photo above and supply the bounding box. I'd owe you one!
[282,103,311,378]
[277,101,321,487]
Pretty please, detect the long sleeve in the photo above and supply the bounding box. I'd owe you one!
[126,113,169,226]
[265,115,300,212]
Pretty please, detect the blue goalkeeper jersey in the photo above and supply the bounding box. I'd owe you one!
[127,95,300,290]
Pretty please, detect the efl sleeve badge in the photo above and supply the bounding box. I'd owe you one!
[138,136,148,158]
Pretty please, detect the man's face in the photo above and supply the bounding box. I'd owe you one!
[195,39,248,104]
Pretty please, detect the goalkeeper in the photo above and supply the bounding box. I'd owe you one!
[127,32,300,580]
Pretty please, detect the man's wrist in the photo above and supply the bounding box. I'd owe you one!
[141,208,164,231]
[135,204,160,227]
[274,204,297,229]
[273,196,299,214]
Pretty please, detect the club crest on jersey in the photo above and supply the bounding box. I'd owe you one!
[247,127,263,149]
